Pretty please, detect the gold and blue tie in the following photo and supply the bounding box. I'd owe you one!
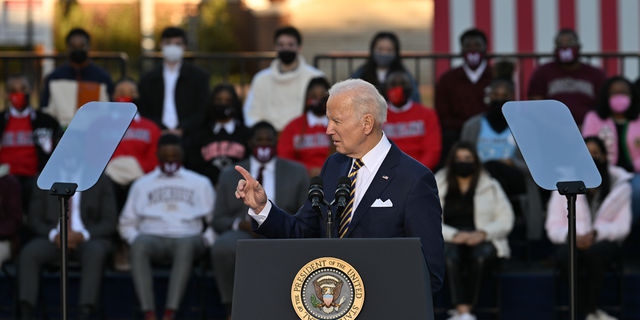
[339,158,364,238]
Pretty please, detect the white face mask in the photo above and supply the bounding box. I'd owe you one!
[162,44,184,63]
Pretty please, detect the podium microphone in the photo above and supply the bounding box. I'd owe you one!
[308,176,325,220]
[335,176,351,211]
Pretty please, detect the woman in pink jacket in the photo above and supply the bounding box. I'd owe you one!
[546,136,631,320]
[582,76,640,224]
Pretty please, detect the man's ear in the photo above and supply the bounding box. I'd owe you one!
[362,114,374,135]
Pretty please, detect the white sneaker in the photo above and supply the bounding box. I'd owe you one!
[446,309,460,320]
[595,309,618,320]
[458,313,477,320]
[586,313,599,320]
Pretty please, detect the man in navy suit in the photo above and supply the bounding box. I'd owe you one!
[234,78,444,293]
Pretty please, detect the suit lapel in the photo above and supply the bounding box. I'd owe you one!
[274,159,284,208]
[344,143,400,237]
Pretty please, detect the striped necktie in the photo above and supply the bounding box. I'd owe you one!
[339,158,364,238]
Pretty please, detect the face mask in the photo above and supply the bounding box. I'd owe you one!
[609,94,631,113]
[211,104,235,120]
[162,44,184,63]
[489,100,508,112]
[386,86,409,107]
[593,158,607,176]
[555,47,579,64]
[307,98,327,116]
[115,96,133,103]
[278,50,297,65]
[69,49,88,64]
[253,146,275,163]
[452,162,475,178]
[373,53,396,68]
[464,51,484,69]
[159,161,181,175]
[9,92,29,110]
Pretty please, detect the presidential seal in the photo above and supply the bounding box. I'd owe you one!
[291,257,365,320]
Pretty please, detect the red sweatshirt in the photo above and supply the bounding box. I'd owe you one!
[0,114,38,176]
[278,113,332,172]
[111,116,161,173]
[435,66,492,131]
[383,101,442,170]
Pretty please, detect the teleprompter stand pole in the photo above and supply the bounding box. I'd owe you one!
[557,181,587,320]
[49,182,78,320]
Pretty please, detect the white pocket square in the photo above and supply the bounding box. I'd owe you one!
[371,199,393,207]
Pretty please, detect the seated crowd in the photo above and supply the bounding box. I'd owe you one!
[0,24,636,320]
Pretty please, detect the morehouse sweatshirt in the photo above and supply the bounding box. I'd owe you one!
[119,167,215,244]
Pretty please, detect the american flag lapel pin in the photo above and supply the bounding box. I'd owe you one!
[382,175,388,180]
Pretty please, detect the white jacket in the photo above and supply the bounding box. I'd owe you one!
[436,169,515,258]
[119,167,216,245]
[546,165,632,244]
[243,56,324,131]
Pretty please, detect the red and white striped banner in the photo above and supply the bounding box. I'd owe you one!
[433,0,640,96]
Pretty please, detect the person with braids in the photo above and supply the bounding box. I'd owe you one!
[277,77,335,177]
[582,76,640,224]
[546,136,631,320]
[184,83,250,187]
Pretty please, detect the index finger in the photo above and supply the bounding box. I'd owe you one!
[235,165,255,182]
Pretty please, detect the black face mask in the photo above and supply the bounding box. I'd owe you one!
[486,100,509,132]
[308,97,327,116]
[278,50,297,65]
[593,158,607,176]
[210,104,235,121]
[452,162,475,178]
[69,49,88,64]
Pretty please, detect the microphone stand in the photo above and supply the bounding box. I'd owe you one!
[327,200,346,239]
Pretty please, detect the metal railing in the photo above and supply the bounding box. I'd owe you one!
[0,51,129,109]
[139,51,277,99]
[313,52,640,103]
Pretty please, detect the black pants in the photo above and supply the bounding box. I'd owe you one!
[445,241,498,306]
[555,241,621,313]
[15,175,35,214]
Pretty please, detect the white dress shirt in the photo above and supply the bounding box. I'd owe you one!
[48,191,91,242]
[249,133,392,225]
[306,111,329,128]
[213,120,236,135]
[462,59,487,84]
[388,99,413,113]
[162,63,181,129]
[9,106,31,118]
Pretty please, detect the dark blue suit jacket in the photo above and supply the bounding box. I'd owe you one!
[253,140,445,292]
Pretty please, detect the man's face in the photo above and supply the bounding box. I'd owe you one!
[488,85,513,101]
[161,36,186,49]
[67,35,89,53]
[274,34,300,53]
[113,81,139,101]
[249,128,277,149]
[326,94,366,158]
[555,33,579,50]
[157,144,183,163]
[387,74,411,91]
[462,36,486,54]
[7,78,29,95]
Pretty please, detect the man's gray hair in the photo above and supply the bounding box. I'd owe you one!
[328,79,387,124]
